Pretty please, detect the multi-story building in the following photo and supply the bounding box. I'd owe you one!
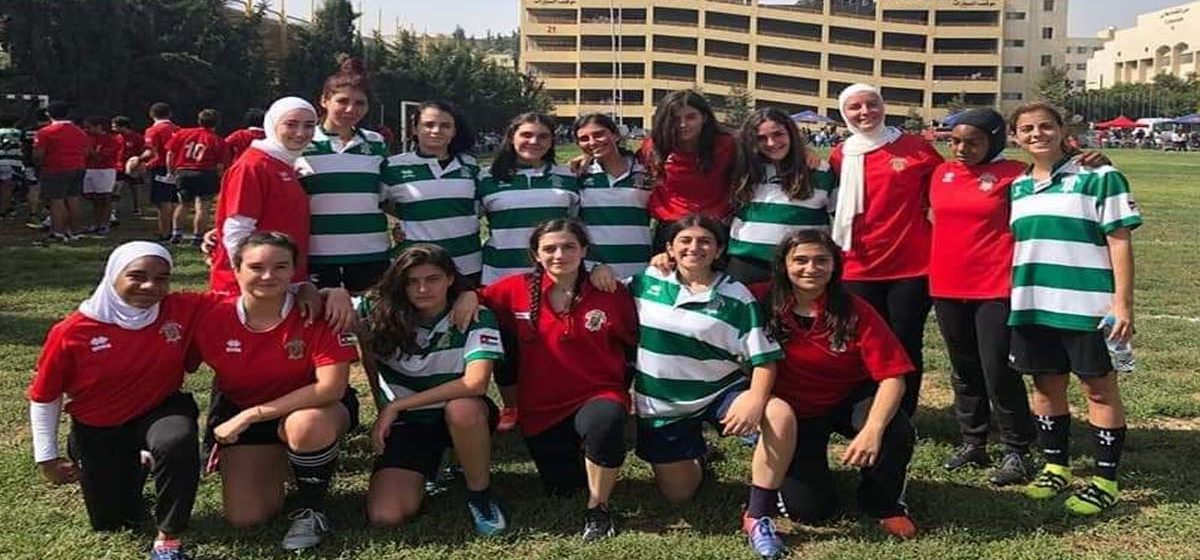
[520,0,1069,128]
[1086,1,1200,89]
[1065,36,1103,91]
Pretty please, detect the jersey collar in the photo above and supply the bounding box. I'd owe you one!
[414,150,464,177]
[1029,155,1079,192]
[666,269,727,307]
[235,292,295,332]
[585,154,637,185]
[317,125,366,153]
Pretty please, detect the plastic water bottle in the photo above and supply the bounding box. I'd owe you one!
[1098,314,1135,374]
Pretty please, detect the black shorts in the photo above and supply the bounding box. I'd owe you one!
[204,387,361,448]
[1010,325,1113,378]
[309,260,391,293]
[148,168,177,204]
[39,169,84,199]
[373,397,499,479]
[176,169,219,201]
[635,385,744,464]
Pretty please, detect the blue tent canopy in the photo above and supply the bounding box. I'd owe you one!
[940,111,966,127]
[791,110,838,124]
[1170,112,1200,125]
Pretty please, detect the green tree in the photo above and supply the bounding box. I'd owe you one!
[1035,65,1071,107]
[279,0,362,99]
[903,107,924,132]
[722,85,753,128]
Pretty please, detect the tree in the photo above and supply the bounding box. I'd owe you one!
[722,85,753,128]
[903,107,924,132]
[944,93,968,116]
[279,0,362,99]
[1035,65,1071,107]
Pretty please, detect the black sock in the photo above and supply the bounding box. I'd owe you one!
[1090,424,1127,481]
[746,485,778,519]
[467,487,493,511]
[1035,414,1071,467]
[287,442,339,511]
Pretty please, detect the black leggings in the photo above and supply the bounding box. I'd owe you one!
[844,277,932,417]
[523,398,627,495]
[68,392,200,535]
[933,298,1035,452]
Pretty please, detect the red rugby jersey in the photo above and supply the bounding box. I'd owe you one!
[143,120,180,169]
[642,133,737,222]
[166,127,228,171]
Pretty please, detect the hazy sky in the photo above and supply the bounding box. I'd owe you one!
[283,0,1193,38]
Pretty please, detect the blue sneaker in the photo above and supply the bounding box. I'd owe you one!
[468,500,508,536]
[149,544,190,560]
[744,516,785,559]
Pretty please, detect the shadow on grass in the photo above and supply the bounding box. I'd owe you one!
[0,311,56,347]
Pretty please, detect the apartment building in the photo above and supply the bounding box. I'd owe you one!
[1066,36,1103,91]
[520,0,1069,128]
[1086,1,1200,89]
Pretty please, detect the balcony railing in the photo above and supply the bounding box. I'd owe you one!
[653,46,698,55]
[829,37,875,48]
[653,73,696,81]
[933,48,998,55]
[529,44,578,52]
[758,57,820,69]
[706,50,750,61]
[829,65,875,76]
[882,16,928,25]
[756,84,819,96]
[881,71,925,80]
[933,74,997,81]
[706,23,751,33]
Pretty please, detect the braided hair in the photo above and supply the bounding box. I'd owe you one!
[525,218,592,330]
[764,229,857,350]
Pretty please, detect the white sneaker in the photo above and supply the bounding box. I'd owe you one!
[281,508,330,551]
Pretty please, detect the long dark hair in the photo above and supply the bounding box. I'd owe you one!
[650,90,721,175]
[765,230,856,350]
[660,214,728,270]
[363,243,461,356]
[732,108,815,208]
[525,218,591,331]
[417,100,474,156]
[490,112,558,181]
[573,112,633,158]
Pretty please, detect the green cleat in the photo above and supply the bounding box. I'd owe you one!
[1064,477,1118,516]
[1026,464,1072,500]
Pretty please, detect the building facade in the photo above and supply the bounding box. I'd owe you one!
[1086,1,1200,89]
[520,0,1069,128]
[1065,36,1103,91]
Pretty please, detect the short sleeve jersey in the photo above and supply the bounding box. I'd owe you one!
[191,298,359,409]
[643,133,737,221]
[579,156,653,279]
[29,293,214,427]
[928,158,1027,299]
[629,267,782,427]
[118,129,145,165]
[208,148,311,295]
[477,163,580,284]
[359,299,504,423]
[35,121,91,173]
[749,285,913,419]
[728,162,838,264]
[86,132,123,170]
[1,127,26,172]
[295,127,392,266]
[382,152,483,276]
[165,127,227,171]
[143,120,180,169]
[829,133,943,281]
[224,128,264,164]
[1008,159,1142,331]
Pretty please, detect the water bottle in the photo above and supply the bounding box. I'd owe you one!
[1098,314,1135,374]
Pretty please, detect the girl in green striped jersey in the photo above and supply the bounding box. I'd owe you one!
[727,108,837,285]
[360,244,507,534]
[1008,102,1139,516]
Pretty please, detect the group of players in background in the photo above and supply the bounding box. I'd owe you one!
[20,54,1140,560]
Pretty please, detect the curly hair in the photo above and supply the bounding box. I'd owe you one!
[732,108,815,209]
[362,243,461,356]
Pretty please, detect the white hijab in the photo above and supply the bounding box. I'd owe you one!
[250,96,317,165]
[79,241,174,330]
[832,83,903,250]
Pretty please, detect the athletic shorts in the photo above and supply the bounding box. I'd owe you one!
[39,169,84,199]
[635,384,745,464]
[373,397,499,479]
[1010,325,1113,378]
[0,164,19,182]
[176,169,219,202]
[148,167,177,204]
[309,260,391,293]
[82,169,117,195]
[204,387,360,448]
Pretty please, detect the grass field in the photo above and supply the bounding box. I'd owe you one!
[0,148,1198,559]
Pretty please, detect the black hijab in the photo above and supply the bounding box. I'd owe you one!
[955,108,1008,163]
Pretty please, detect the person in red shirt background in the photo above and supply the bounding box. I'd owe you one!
[478,219,637,542]
[112,115,147,219]
[141,102,181,241]
[82,116,122,236]
[33,101,91,242]
[166,108,228,246]
[641,90,737,249]
[828,84,943,418]
[754,229,917,540]
[224,107,265,165]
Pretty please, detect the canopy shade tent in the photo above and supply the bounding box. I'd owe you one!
[1169,113,1200,125]
[1094,115,1139,129]
[791,110,839,125]
[940,111,965,127]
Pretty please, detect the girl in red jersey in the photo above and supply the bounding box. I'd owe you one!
[479,219,637,542]
[755,230,918,540]
[829,83,943,417]
[29,242,211,560]
[928,108,1038,485]
[190,232,359,552]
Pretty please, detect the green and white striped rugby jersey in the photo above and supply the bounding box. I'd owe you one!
[296,127,391,265]
[728,162,837,264]
[629,267,782,427]
[477,162,579,285]
[383,152,483,276]
[579,156,653,279]
[1008,158,1142,332]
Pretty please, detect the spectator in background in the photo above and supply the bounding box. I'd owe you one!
[224,108,265,164]
[33,101,90,243]
[81,116,122,236]
[165,109,227,246]
[0,113,24,220]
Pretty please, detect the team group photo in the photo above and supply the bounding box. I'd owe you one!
[1,0,1198,559]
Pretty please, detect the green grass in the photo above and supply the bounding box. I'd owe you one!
[1,149,1198,559]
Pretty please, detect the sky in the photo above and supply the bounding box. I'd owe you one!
[280,0,1193,38]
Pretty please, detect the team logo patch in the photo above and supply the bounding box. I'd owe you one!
[584,309,607,332]
[1127,198,1139,212]
[646,284,663,297]
[633,172,649,190]
[278,171,293,182]
[550,175,564,189]
[225,339,242,353]
[480,333,500,347]
[285,339,306,360]
[978,173,998,192]
[435,333,452,349]
[337,332,358,347]
[89,336,112,353]
[890,158,908,172]
[941,171,955,183]
[703,298,725,315]
[160,321,183,344]
[399,168,417,180]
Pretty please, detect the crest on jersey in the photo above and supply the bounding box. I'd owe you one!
[584,309,607,332]
[978,173,998,192]
[633,172,649,190]
[279,171,293,182]
[550,175,564,189]
[89,336,112,352]
[225,339,242,353]
[1127,198,1139,212]
[285,339,305,360]
[337,332,358,347]
[399,168,417,180]
[435,333,452,350]
[890,158,908,172]
[941,171,955,183]
[160,321,182,344]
